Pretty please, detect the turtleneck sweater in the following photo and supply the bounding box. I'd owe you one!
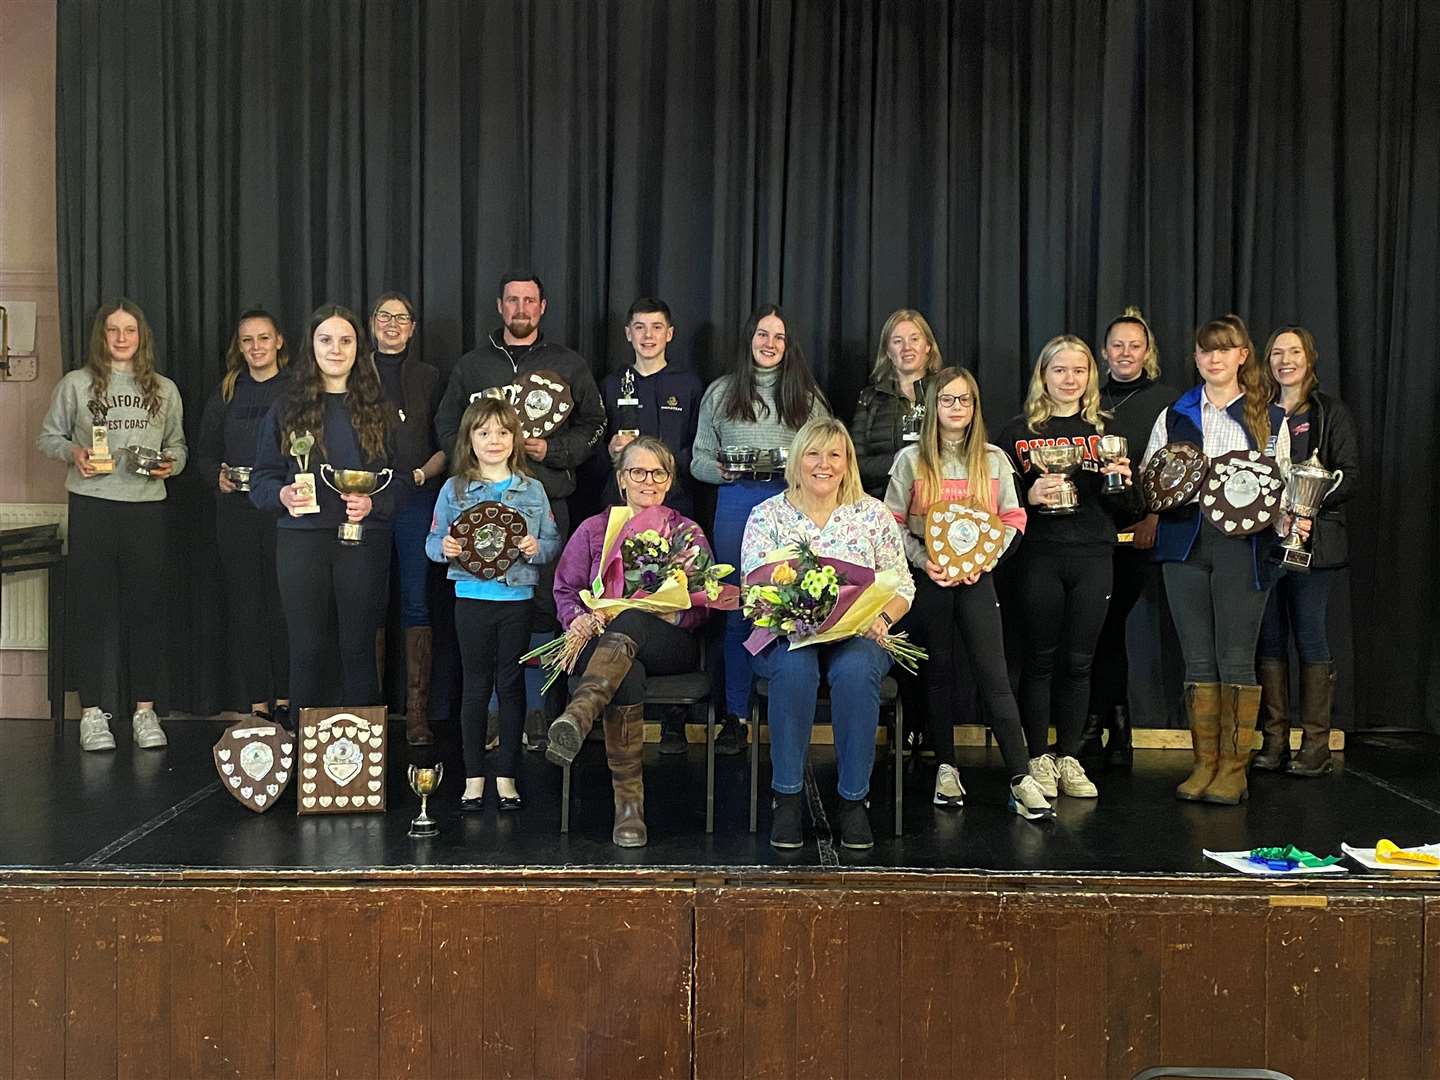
[690,365,827,484]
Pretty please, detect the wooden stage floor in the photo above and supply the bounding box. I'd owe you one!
[2,717,1438,1078]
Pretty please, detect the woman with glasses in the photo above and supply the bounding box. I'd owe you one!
[546,438,715,847]
[369,292,446,745]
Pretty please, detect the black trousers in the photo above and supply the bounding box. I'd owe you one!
[1015,549,1113,759]
[904,573,1030,776]
[275,527,390,711]
[574,609,699,706]
[215,494,289,707]
[455,597,533,778]
[66,494,165,709]
[1087,545,1149,717]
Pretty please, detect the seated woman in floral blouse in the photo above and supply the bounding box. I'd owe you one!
[741,417,914,852]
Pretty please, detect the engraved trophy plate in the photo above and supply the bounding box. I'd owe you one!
[1142,442,1208,512]
[924,502,1006,580]
[213,718,294,813]
[514,370,574,439]
[296,705,388,815]
[451,500,527,580]
[1201,449,1284,536]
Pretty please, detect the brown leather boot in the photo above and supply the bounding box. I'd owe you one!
[1288,662,1335,777]
[545,632,638,767]
[404,627,434,746]
[1176,682,1221,801]
[1203,683,1261,805]
[604,703,647,847]
[1251,657,1290,771]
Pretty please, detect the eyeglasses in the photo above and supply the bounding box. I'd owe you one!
[374,312,414,326]
[937,393,974,408]
[623,467,671,484]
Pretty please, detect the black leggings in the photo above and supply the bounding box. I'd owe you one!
[455,597,532,778]
[1162,524,1272,686]
[215,495,288,707]
[276,527,390,711]
[1087,546,1149,716]
[66,494,165,709]
[573,610,699,706]
[1016,549,1113,758]
[904,572,1030,777]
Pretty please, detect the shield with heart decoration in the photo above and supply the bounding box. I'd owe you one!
[296,705,388,815]
[924,501,1007,580]
[1142,441,1209,513]
[513,370,574,439]
[451,500,528,580]
[1201,449,1284,537]
[213,718,294,813]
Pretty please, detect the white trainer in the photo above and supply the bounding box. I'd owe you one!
[1056,755,1098,798]
[1009,775,1055,820]
[1027,753,1059,799]
[932,763,965,807]
[79,707,116,752]
[132,707,168,749]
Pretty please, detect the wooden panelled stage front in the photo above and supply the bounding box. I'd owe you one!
[1,866,1436,1079]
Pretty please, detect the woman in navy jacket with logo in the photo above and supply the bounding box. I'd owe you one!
[1141,315,1292,806]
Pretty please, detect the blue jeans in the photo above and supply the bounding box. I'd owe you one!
[391,486,437,628]
[1257,568,1333,664]
[751,635,893,801]
[712,477,785,717]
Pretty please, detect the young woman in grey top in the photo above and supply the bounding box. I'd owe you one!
[690,305,828,752]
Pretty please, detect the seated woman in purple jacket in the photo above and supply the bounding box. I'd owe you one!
[544,437,713,847]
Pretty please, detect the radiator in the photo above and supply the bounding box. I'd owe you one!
[0,503,67,649]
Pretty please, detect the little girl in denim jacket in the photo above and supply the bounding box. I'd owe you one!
[426,397,560,810]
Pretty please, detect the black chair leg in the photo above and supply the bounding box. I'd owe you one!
[560,763,570,834]
[706,701,716,833]
[749,700,760,833]
[893,697,904,836]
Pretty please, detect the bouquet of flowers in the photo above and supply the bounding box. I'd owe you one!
[521,506,739,691]
[742,541,927,673]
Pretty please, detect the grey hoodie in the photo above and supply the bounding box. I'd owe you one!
[37,368,188,502]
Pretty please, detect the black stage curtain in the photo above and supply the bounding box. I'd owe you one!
[56,0,1439,730]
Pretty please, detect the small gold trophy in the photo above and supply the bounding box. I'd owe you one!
[88,402,115,474]
[288,431,320,515]
[407,763,443,838]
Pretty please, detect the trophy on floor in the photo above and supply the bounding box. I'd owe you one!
[1097,434,1129,495]
[87,401,115,474]
[296,706,389,815]
[320,466,393,544]
[1279,452,1344,571]
[1027,443,1087,514]
[287,431,320,515]
[407,763,443,838]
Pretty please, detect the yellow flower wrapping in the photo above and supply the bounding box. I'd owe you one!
[579,506,702,617]
[745,546,909,650]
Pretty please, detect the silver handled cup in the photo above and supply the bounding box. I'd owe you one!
[1097,435,1129,495]
[1279,452,1344,571]
[1028,444,1087,515]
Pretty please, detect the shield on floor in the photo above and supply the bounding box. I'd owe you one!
[213,719,294,813]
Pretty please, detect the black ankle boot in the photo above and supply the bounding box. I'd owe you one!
[769,792,803,848]
[1105,705,1133,768]
[835,797,874,850]
[1078,713,1105,759]
[715,716,747,757]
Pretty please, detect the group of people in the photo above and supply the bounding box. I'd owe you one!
[38,275,1359,851]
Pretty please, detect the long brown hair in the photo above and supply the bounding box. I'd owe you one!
[1260,325,1320,414]
[719,304,828,428]
[1024,335,1107,434]
[221,308,289,402]
[914,367,995,513]
[449,396,529,497]
[276,304,390,462]
[1196,314,1270,447]
[85,298,163,416]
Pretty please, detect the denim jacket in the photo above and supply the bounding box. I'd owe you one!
[425,471,561,589]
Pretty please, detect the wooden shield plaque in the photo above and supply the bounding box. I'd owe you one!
[452,500,527,579]
[1142,442,1208,512]
[213,718,293,813]
[924,502,1006,580]
[515,370,573,439]
[1201,449,1284,536]
[296,705,388,815]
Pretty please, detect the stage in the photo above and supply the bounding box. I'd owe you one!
[2,718,1438,1078]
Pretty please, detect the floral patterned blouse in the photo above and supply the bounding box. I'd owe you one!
[740,492,916,602]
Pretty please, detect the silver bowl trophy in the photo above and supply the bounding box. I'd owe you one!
[1028,443,1087,514]
[407,763,443,837]
[320,466,393,544]
[1097,435,1128,495]
[1279,452,1344,571]
[124,444,171,476]
[226,465,253,492]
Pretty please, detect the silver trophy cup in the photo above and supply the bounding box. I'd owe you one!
[1280,452,1344,571]
[1028,444,1088,514]
[1097,434,1129,495]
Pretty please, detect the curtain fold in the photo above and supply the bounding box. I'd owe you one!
[56,0,1439,728]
